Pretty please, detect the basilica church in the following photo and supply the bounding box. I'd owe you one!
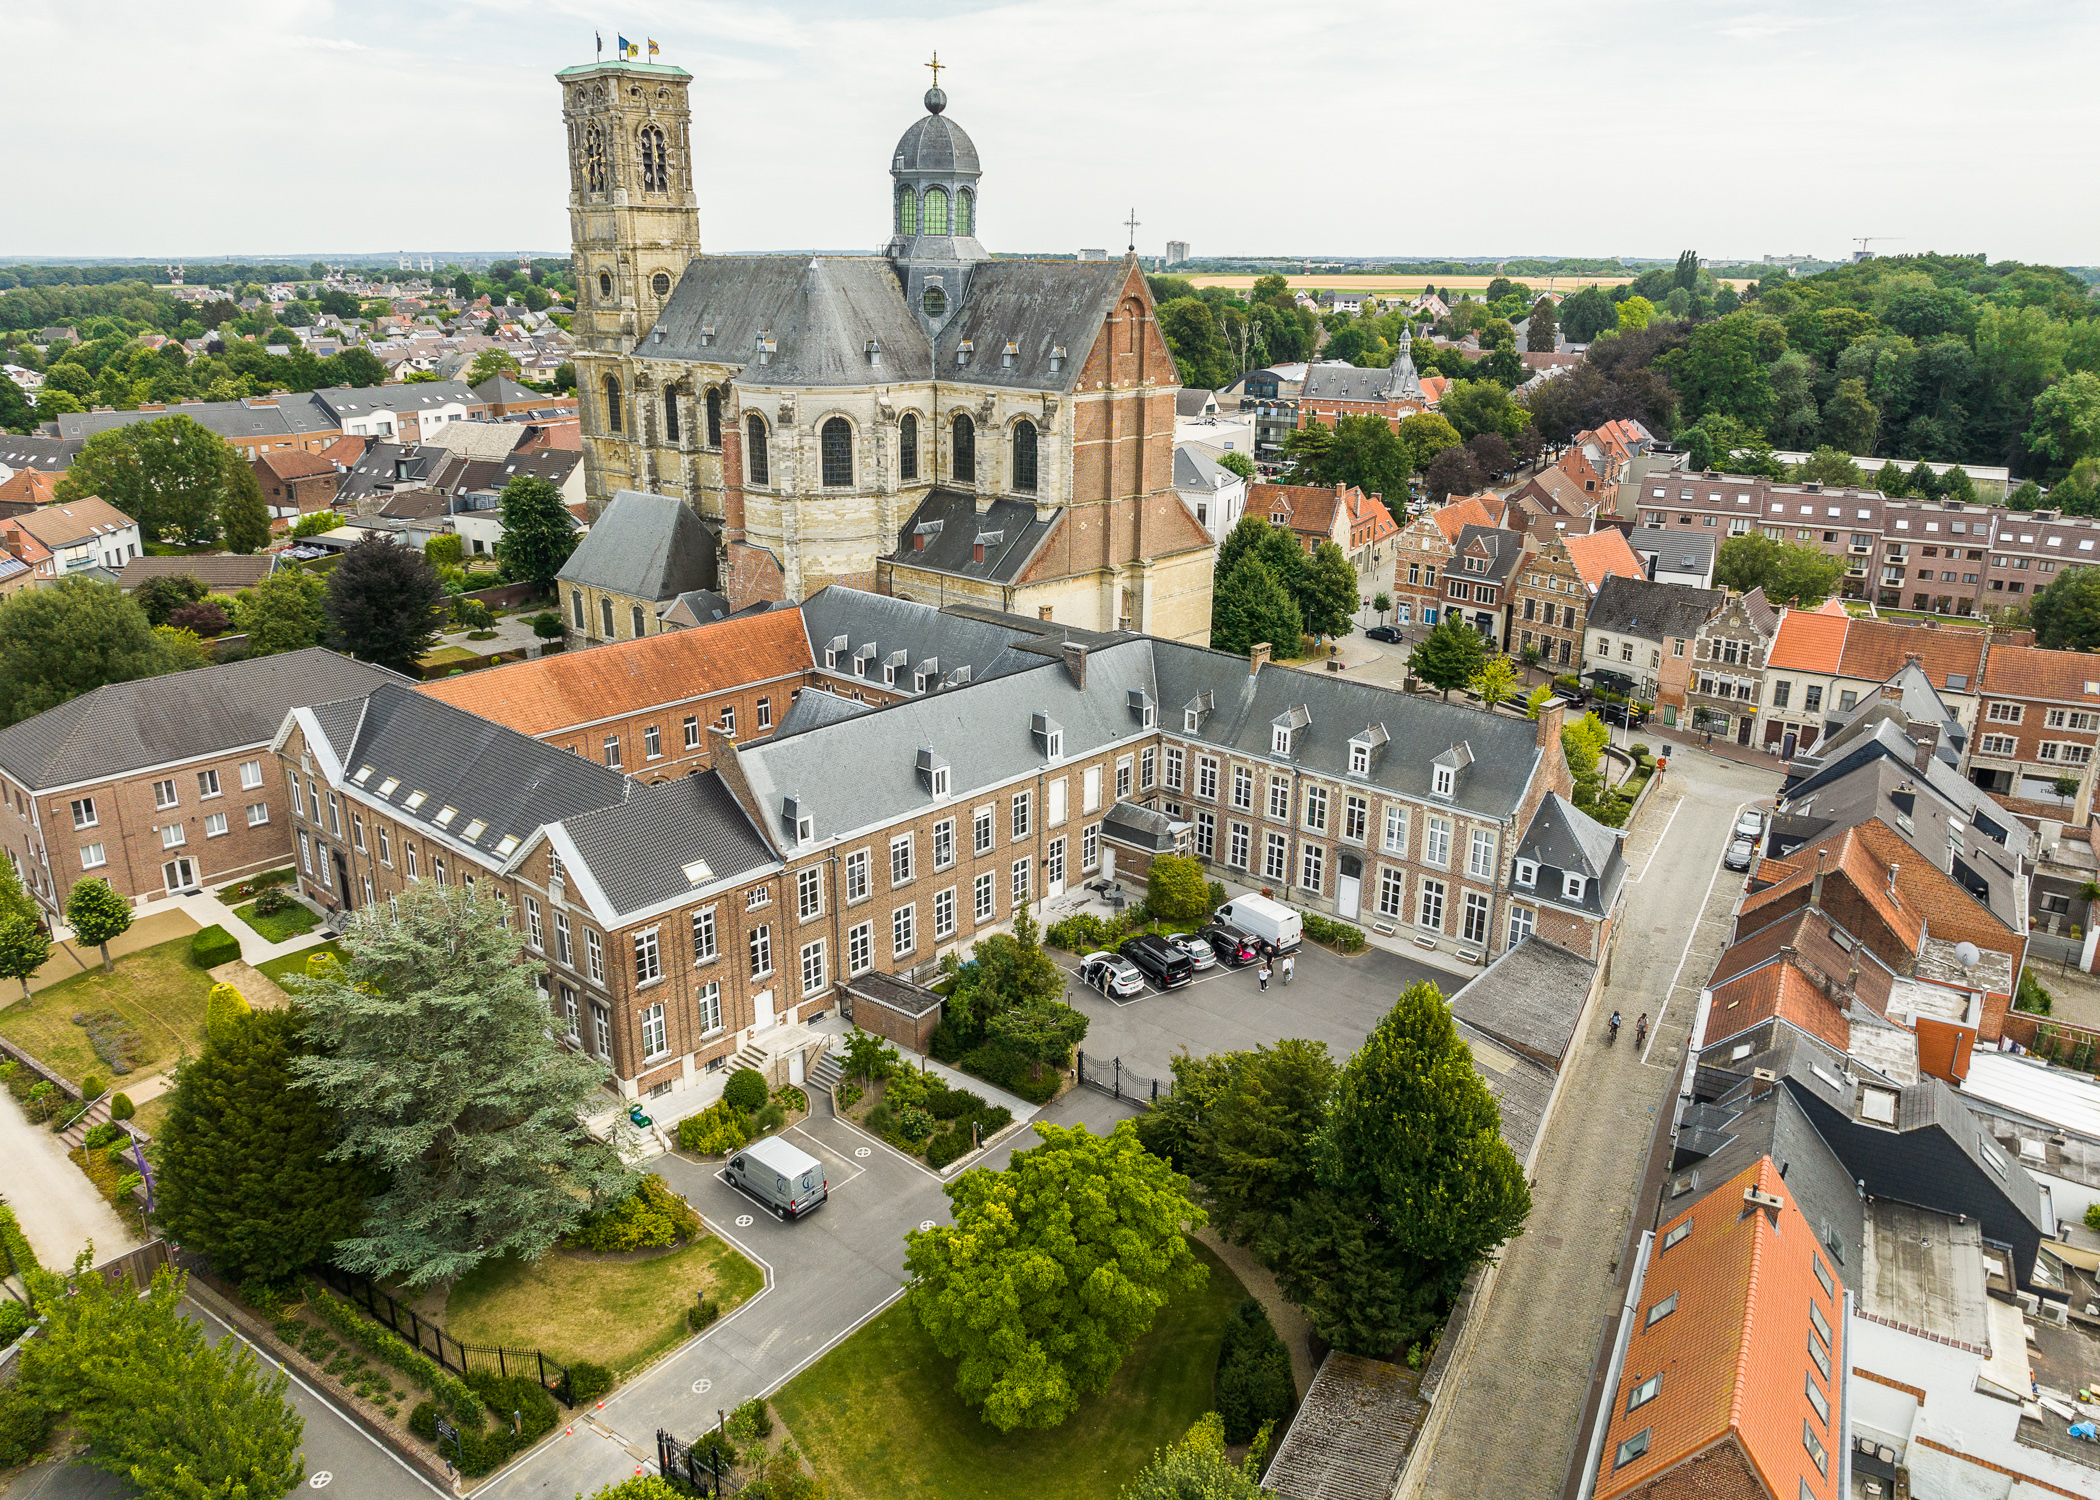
[555,58,1216,642]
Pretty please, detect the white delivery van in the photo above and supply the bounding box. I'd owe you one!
[1213,893,1302,954]
[727,1135,829,1220]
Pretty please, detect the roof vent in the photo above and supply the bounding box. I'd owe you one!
[865,339,882,366]
[1049,344,1067,373]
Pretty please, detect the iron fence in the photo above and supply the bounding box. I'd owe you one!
[313,1264,575,1405]
[658,1427,734,1496]
[1075,1051,1170,1107]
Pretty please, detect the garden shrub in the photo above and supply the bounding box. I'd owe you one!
[0,1206,39,1277]
[687,1299,720,1333]
[691,1430,737,1472]
[254,887,296,917]
[566,1174,700,1251]
[958,1045,1063,1104]
[206,981,252,1045]
[83,1121,124,1151]
[726,1397,773,1443]
[569,1361,615,1403]
[863,1103,895,1136]
[305,1281,482,1426]
[895,1107,935,1144]
[107,1092,133,1121]
[1214,1298,1294,1443]
[70,1009,143,1073]
[924,1085,986,1121]
[751,1101,787,1135]
[23,1083,56,1123]
[723,1068,769,1113]
[1206,880,1228,915]
[238,1278,295,1320]
[0,1385,52,1468]
[0,1299,34,1347]
[2018,970,2053,1015]
[772,1086,807,1114]
[191,924,241,969]
[1301,912,1367,953]
[841,1031,896,1082]
[677,1102,748,1156]
[1045,912,1111,952]
[835,1082,863,1111]
[106,1143,133,1170]
[924,1128,973,1169]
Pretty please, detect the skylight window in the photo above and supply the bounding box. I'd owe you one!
[405,790,426,810]
[378,777,399,796]
[463,819,486,840]
[682,858,714,884]
[435,806,457,825]
[495,835,520,857]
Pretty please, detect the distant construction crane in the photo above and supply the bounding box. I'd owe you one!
[1852,236,1902,262]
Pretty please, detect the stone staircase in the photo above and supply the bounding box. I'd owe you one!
[58,1096,112,1152]
[809,1050,843,1099]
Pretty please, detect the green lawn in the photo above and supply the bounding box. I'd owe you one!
[418,645,479,669]
[231,897,320,943]
[445,1233,764,1374]
[775,1239,1243,1500]
[127,1091,174,1141]
[256,940,343,991]
[0,937,213,1085]
[215,867,295,902]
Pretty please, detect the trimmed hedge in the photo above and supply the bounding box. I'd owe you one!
[570,1361,615,1402]
[1301,912,1366,953]
[0,1206,41,1278]
[191,924,241,969]
[303,1280,482,1427]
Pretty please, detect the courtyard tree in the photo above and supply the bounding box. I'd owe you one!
[496,475,580,591]
[1421,445,1483,502]
[0,913,50,1002]
[157,1007,369,1284]
[1209,554,1301,658]
[1713,533,1847,608]
[63,878,131,973]
[134,573,206,626]
[56,414,232,545]
[1525,296,1558,353]
[984,995,1090,1083]
[0,577,183,727]
[1145,854,1210,923]
[1408,614,1486,699]
[289,880,636,1285]
[905,1120,1206,1430]
[1299,540,1360,643]
[325,535,449,675]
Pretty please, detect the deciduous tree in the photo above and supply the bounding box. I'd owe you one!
[1525,297,1558,353]
[466,347,522,387]
[1557,286,1616,345]
[56,414,231,545]
[1396,412,1464,473]
[1145,854,1210,923]
[1410,614,1487,698]
[289,881,635,1286]
[1121,1413,1269,1500]
[2030,566,2100,651]
[496,475,579,591]
[1422,446,1483,503]
[905,1120,1206,1430]
[0,577,178,727]
[1299,540,1359,642]
[237,567,329,656]
[1714,533,1847,608]
[0,914,50,1002]
[63,879,130,973]
[1468,655,1522,709]
[134,573,206,627]
[325,537,448,675]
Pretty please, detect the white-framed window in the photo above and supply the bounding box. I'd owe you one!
[525,895,544,949]
[845,849,870,902]
[1011,858,1032,907]
[350,813,365,851]
[2042,741,2095,765]
[1467,828,1497,880]
[1084,765,1103,812]
[1164,747,1183,791]
[1267,775,1290,820]
[240,759,263,790]
[80,843,106,870]
[1514,858,1538,888]
[1011,792,1031,840]
[757,696,773,730]
[1383,804,1408,854]
[309,777,325,821]
[1508,905,1534,947]
[692,906,717,961]
[325,793,342,837]
[974,870,995,922]
[402,842,420,880]
[931,764,950,798]
[1424,815,1451,868]
[1231,764,1253,810]
[1563,871,1588,900]
[1116,756,1133,799]
[603,735,622,769]
[1194,811,1215,859]
[555,911,573,966]
[1343,795,1368,844]
[161,822,188,849]
[1432,765,1455,798]
[1272,724,1292,755]
[1229,821,1251,868]
[893,903,916,958]
[2049,708,2100,731]
[1300,843,1324,892]
[1463,892,1489,945]
[361,875,374,907]
[747,883,773,910]
[205,812,229,838]
[70,797,97,830]
[797,866,823,920]
[1263,832,1288,882]
[153,778,178,810]
[847,922,873,975]
[1047,776,1067,827]
[697,980,722,1035]
[1986,701,2023,723]
[1377,866,1405,917]
[1979,733,2018,756]
[1419,878,1445,930]
[749,924,773,977]
[634,927,661,984]
[683,715,700,750]
[1304,785,1328,831]
[1196,756,1217,800]
[298,829,313,875]
[644,724,662,759]
[641,1001,668,1059]
[1350,742,1370,775]
[890,833,914,886]
[1046,837,1066,890]
[720,704,737,736]
[587,928,605,981]
[593,1006,611,1061]
[932,819,955,869]
[197,768,221,799]
[801,939,826,996]
[974,806,995,855]
[934,886,956,939]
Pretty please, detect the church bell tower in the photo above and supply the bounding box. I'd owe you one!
[557,59,702,501]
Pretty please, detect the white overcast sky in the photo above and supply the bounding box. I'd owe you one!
[6,0,2095,266]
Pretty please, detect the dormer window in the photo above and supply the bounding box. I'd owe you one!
[917,747,951,799]
[1047,730,1063,758]
[1032,711,1064,761]
[931,766,949,797]
[1350,743,1369,774]
[1273,725,1292,755]
[1515,859,1538,888]
[1433,765,1455,797]
[1185,709,1201,731]
[1562,871,1587,900]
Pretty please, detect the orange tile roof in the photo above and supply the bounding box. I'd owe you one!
[1432,494,1495,542]
[1813,598,1849,616]
[1739,825,1924,956]
[317,435,367,467]
[1712,906,1894,1021]
[1981,644,2100,704]
[1420,375,1449,405]
[1833,617,1985,690]
[1850,819,2021,956]
[1707,964,1853,1052]
[1767,609,1848,673]
[1596,1158,1844,1500]
[256,449,336,481]
[418,608,813,736]
[1563,528,1643,593]
[0,469,60,509]
[1346,489,1399,546]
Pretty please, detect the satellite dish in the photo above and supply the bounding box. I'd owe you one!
[1954,941,1981,969]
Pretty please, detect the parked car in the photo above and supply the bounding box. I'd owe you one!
[1724,835,1757,872]
[1200,922,1261,967]
[1366,624,1403,643]
[727,1136,829,1220]
[1734,808,1767,839]
[1121,933,1195,989]
[1079,950,1145,999]
[1167,931,1217,970]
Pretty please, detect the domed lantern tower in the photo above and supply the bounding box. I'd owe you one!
[887,76,989,338]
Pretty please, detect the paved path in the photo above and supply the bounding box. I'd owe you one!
[0,1088,139,1270]
[1415,745,1781,1500]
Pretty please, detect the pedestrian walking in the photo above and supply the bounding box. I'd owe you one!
[1258,961,1271,992]
[1282,954,1295,985]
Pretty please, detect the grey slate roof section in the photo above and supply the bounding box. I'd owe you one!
[1151,640,1544,821]
[930,260,1129,393]
[1626,527,1715,574]
[335,443,467,509]
[882,489,1057,585]
[1740,585,1780,636]
[1301,341,1423,404]
[58,400,303,444]
[894,109,980,173]
[0,648,400,791]
[772,687,876,740]
[1456,1019,1556,1168]
[311,381,481,419]
[1515,794,1627,920]
[1452,523,1520,584]
[1173,445,1228,494]
[1585,574,1725,642]
[557,490,718,600]
[327,683,631,861]
[1673,1076,1867,1276]
[455,449,582,496]
[1447,936,1597,1070]
[0,434,82,471]
[739,258,936,388]
[555,771,777,920]
[798,586,1047,686]
[1100,800,1185,853]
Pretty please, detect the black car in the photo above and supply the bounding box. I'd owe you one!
[1121,933,1195,989]
[1200,922,1260,967]
[1365,625,1403,643]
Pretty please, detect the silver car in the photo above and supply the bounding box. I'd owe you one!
[1167,932,1217,971]
[1734,808,1766,839]
[1080,950,1144,998]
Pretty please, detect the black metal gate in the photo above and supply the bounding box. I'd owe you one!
[1075,1051,1170,1106]
[658,1428,729,1495]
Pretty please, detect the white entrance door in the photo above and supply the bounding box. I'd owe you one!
[1336,853,1363,921]
[1046,837,1066,901]
[788,1049,805,1086]
[753,988,775,1029]
[162,858,195,894]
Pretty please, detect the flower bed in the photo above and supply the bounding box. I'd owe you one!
[844,1066,1011,1170]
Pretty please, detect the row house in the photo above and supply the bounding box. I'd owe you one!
[1631,473,1887,600]
[10,497,142,579]
[1391,494,1499,628]
[1582,575,1725,715]
[1507,468,1604,544]
[1684,587,1779,745]
[0,650,396,917]
[1555,418,1652,497]
[1441,525,1522,650]
[1510,529,1644,670]
[1759,611,1984,756]
[1970,644,2100,820]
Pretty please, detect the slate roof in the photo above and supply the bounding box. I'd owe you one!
[1451,523,1520,584]
[772,687,876,739]
[557,490,717,600]
[799,586,1046,686]
[1624,526,1715,576]
[1514,793,1627,919]
[1739,586,1780,636]
[894,106,980,173]
[1173,445,1230,494]
[881,490,1057,585]
[417,420,525,461]
[1584,574,1723,643]
[454,449,582,496]
[310,682,631,865]
[930,259,1131,393]
[0,648,399,791]
[311,381,482,419]
[1456,1019,1557,1168]
[1447,935,1597,1070]
[1100,799,1184,852]
[0,434,82,471]
[549,770,778,922]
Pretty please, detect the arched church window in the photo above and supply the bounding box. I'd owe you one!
[651,271,671,297]
[955,190,973,237]
[584,123,607,193]
[922,284,946,318]
[598,270,613,300]
[639,126,667,192]
[604,375,623,434]
[899,413,918,481]
[632,604,646,638]
[601,596,615,637]
[952,412,976,484]
[1012,419,1038,493]
[821,418,853,488]
[663,386,681,444]
[923,187,949,236]
[897,188,919,237]
[705,389,722,448]
[746,414,770,485]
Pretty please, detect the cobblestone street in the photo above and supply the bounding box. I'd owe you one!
[1416,747,1782,1500]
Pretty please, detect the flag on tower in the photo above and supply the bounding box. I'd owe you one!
[647,38,659,58]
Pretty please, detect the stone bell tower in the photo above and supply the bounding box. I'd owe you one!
[557,59,702,503]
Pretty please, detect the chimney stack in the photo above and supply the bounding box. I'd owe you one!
[1912,726,1938,772]
[1062,642,1087,690]
[1536,698,1567,754]
[1250,643,1272,676]
[1887,862,1900,900]
[1810,849,1826,910]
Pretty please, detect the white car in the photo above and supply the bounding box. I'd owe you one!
[1168,932,1217,971]
[1079,950,1145,999]
[1734,808,1767,839]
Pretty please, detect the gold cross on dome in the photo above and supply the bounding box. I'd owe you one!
[925,52,944,88]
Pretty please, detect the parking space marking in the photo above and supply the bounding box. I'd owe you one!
[784,1123,868,1191]
[1643,798,1748,1066]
